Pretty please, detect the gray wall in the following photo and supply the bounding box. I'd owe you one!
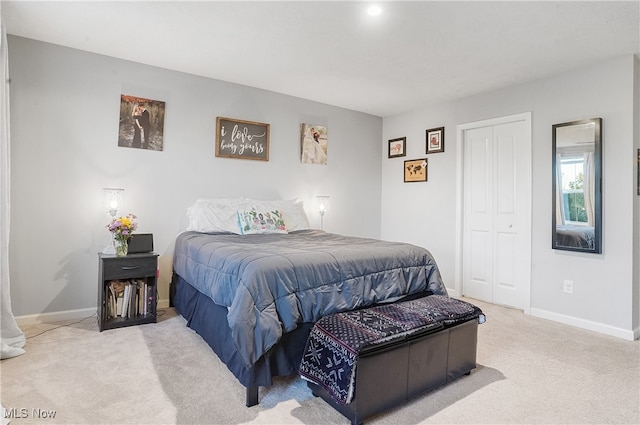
[381,54,639,339]
[8,36,382,316]
[8,35,639,340]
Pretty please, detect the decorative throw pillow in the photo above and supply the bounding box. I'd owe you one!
[244,198,311,231]
[237,208,288,235]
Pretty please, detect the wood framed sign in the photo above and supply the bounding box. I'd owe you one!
[215,117,270,161]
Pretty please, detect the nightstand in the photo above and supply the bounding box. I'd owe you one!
[97,252,158,331]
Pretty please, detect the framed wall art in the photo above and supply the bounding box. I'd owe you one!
[404,158,428,182]
[300,123,328,165]
[118,94,166,151]
[388,137,406,158]
[216,117,270,161]
[426,127,445,154]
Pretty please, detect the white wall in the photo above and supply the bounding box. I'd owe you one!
[8,36,382,317]
[382,55,639,339]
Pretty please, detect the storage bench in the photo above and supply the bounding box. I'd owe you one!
[299,295,483,425]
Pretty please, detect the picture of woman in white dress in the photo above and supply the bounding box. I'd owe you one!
[300,123,328,165]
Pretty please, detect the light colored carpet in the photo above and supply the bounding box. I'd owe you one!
[1,299,639,425]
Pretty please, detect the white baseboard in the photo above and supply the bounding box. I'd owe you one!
[530,307,638,341]
[15,300,636,341]
[15,299,172,327]
[15,307,97,327]
[446,287,461,298]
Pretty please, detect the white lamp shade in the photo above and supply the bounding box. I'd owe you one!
[317,196,330,214]
[104,188,124,216]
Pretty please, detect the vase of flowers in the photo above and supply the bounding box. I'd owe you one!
[114,237,128,257]
[107,214,138,257]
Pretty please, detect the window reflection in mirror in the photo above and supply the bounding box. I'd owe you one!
[552,118,602,253]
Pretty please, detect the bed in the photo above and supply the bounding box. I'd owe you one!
[555,224,595,249]
[170,198,449,406]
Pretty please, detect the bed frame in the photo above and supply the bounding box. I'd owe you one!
[171,273,313,406]
[170,272,435,407]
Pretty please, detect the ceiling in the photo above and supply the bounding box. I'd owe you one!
[2,1,639,117]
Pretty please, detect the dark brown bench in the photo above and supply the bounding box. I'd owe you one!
[301,296,482,425]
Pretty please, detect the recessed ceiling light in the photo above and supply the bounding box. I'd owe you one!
[367,5,382,16]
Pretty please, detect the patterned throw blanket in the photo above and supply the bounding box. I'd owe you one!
[299,295,485,405]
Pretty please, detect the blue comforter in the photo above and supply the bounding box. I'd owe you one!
[173,230,448,367]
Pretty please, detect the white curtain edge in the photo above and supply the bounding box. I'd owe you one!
[0,18,26,360]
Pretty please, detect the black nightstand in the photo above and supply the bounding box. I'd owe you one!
[97,252,158,331]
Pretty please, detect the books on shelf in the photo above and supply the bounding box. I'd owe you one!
[105,279,154,319]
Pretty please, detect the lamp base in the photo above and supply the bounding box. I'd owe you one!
[102,237,116,255]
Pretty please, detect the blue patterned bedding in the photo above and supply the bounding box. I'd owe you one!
[173,230,448,367]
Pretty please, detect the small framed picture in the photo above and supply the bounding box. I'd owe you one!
[404,158,428,182]
[388,137,406,158]
[426,127,445,154]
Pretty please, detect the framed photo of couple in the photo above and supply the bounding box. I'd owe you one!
[118,94,166,151]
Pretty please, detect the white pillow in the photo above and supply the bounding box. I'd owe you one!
[186,198,311,233]
[237,208,288,235]
[186,198,250,234]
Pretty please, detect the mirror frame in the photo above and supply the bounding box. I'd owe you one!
[551,118,602,253]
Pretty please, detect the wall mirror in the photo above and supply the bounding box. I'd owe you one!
[552,118,602,253]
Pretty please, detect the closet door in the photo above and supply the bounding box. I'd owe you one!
[462,118,529,309]
[463,125,494,303]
